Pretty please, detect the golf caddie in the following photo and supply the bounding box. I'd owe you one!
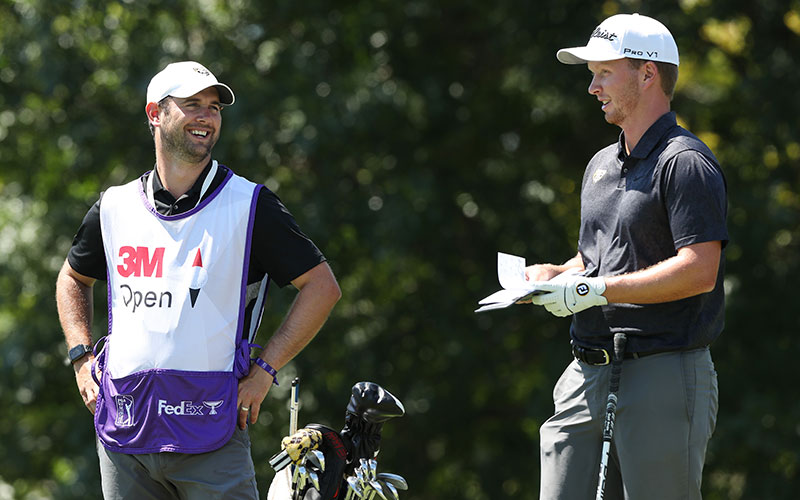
[524,14,727,499]
[56,61,341,499]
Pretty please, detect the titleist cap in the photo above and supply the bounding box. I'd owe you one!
[557,13,679,66]
[146,61,235,105]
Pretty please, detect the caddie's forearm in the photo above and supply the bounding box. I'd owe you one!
[56,260,95,348]
[259,271,341,371]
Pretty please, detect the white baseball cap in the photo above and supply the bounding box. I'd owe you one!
[146,61,235,105]
[557,13,679,66]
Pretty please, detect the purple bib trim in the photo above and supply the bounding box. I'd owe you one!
[95,368,236,454]
[137,168,234,221]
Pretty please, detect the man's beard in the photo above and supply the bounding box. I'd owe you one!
[604,79,640,127]
[160,114,217,163]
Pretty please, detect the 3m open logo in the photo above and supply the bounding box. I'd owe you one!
[576,283,590,296]
[115,395,135,427]
[115,245,211,312]
[116,245,171,313]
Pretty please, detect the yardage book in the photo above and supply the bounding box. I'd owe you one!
[475,252,546,312]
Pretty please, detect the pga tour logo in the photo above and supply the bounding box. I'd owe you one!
[157,399,224,416]
[115,395,135,427]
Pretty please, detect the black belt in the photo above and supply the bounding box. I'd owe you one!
[571,344,657,366]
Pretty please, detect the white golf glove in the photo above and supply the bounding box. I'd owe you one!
[531,269,607,317]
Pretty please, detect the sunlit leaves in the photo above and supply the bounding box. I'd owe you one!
[702,17,751,55]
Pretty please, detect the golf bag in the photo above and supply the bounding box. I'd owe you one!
[267,381,407,500]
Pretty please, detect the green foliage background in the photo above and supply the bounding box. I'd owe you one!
[1,0,798,498]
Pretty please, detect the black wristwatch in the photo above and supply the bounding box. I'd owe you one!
[68,344,93,364]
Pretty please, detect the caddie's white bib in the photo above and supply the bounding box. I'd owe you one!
[94,166,267,454]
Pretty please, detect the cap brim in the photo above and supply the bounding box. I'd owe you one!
[556,46,625,65]
[212,84,235,106]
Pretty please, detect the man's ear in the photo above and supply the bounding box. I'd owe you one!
[145,101,161,128]
[641,61,658,89]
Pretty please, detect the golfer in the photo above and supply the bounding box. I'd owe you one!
[525,14,727,499]
[56,61,341,499]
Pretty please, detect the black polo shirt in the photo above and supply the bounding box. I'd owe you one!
[573,112,728,354]
[68,161,325,287]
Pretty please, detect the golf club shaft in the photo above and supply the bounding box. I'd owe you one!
[290,378,300,499]
[595,333,627,500]
[290,377,299,435]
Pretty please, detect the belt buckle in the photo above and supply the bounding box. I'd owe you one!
[598,349,610,365]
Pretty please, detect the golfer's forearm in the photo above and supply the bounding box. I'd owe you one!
[56,261,95,347]
[561,253,585,273]
[602,242,721,304]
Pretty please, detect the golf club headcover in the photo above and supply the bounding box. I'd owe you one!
[345,382,406,423]
[281,428,323,463]
[340,382,405,475]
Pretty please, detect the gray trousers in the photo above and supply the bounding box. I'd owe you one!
[540,348,718,500]
[98,427,259,499]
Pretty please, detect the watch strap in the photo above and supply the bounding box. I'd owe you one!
[68,344,93,364]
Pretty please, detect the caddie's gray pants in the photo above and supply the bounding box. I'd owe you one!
[98,426,258,499]
[539,347,718,500]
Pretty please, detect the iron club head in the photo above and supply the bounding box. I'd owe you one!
[369,479,389,500]
[308,470,320,491]
[347,476,363,499]
[307,449,326,472]
[376,472,408,491]
[380,481,400,500]
[368,458,378,480]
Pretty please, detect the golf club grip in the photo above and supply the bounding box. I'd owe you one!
[612,332,627,361]
[608,333,627,393]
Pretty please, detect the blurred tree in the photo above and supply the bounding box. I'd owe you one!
[0,0,798,498]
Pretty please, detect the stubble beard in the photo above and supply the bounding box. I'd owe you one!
[605,76,641,127]
[160,111,217,164]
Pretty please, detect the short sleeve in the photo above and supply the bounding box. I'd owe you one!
[249,187,326,287]
[662,151,728,250]
[67,196,108,281]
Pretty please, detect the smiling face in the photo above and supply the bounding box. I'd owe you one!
[587,59,642,127]
[156,87,222,164]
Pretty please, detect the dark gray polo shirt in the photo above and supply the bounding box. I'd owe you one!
[572,112,728,354]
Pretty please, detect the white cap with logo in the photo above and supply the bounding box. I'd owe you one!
[146,61,235,105]
[557,13,679,66]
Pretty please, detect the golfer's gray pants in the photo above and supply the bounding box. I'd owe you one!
[97,427,259,499]
[540,347,718,500]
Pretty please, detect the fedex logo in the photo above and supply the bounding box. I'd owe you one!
[158,399,205,416]
[118,246,165,278]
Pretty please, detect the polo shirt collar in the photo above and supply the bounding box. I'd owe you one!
[618,112,678,160]
[151,159,214,202]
